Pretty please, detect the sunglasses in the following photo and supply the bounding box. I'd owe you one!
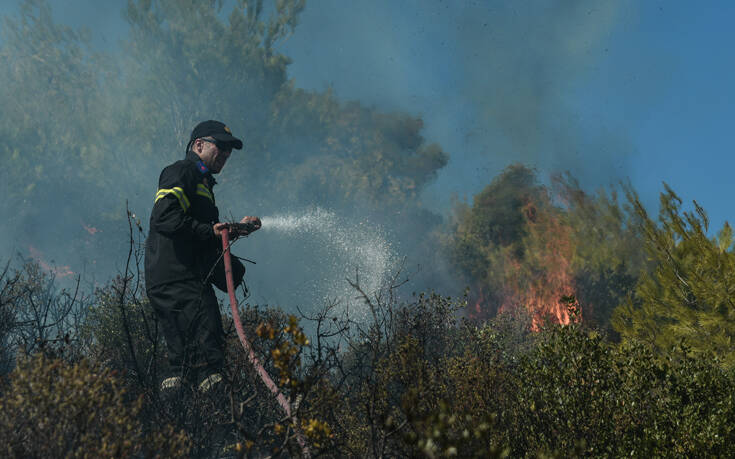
[199,138,232,152]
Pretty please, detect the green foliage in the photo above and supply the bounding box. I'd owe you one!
[121,0,301,154]
[505,324,735,457]
[0,352,190,458]
[302,290,469,457]
[451,164,541,272]
[299,285,735,457]
[613,184,735,367]
[404,400,507,459]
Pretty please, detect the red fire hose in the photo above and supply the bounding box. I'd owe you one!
[221,225,310,457]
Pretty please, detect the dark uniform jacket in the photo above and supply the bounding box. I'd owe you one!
[145,151,244,291]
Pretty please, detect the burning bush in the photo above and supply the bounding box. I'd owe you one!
[449,164,644,331]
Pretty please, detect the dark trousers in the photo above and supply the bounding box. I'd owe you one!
[147,280,225,382]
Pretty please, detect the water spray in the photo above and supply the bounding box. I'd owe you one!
[259,207,397,319]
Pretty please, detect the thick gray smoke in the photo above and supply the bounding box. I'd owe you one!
[0,0,636,319]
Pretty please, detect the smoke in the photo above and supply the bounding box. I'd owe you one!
[0,0,639,321]
[281,0,636,207]
[457,1,631,180]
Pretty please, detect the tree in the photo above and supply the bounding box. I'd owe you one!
[0,0,115,255]
[612,184,735,367]
[449,164,546,319]
[553,173,646,331]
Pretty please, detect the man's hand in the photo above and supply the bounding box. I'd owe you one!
[213,222,228,238]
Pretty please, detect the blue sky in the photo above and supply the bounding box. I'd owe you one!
[573,2,735,229]
[4,0,734,230]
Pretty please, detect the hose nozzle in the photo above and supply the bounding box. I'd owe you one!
[225,218,261,237]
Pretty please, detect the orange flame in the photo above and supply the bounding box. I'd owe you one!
[472,199,583,330]
[469,287,488,321]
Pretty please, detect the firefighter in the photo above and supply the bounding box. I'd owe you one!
[145,120,260,392]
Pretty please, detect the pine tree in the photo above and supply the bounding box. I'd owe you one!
[612,184,735,367]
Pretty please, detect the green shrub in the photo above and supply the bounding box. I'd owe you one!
[313,290,735,457]
[0,353,189,458]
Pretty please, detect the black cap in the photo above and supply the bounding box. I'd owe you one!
[189,120,243,150]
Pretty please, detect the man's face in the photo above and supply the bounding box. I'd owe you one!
[195,137,232,173]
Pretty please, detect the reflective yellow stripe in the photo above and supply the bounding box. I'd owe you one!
[196,183,213,202]
[154,187,190,212]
